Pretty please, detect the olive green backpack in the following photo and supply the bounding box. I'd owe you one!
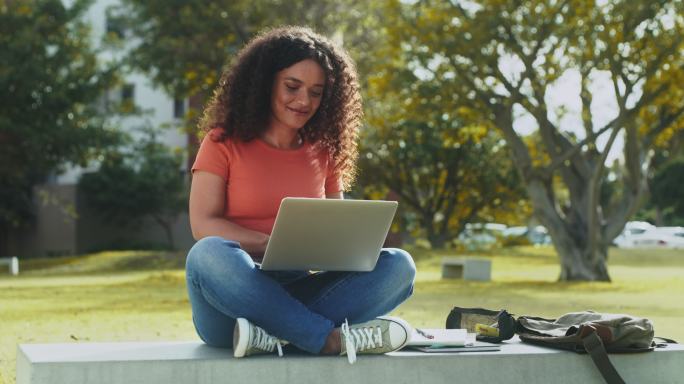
[516,311,673,384]
[447,308,675,384]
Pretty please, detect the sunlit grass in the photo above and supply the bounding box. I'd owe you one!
[397,246,684,340]
[0,251,192,384]
[1,246,683,383]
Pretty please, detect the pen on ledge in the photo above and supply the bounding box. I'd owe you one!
[416,328,434,339]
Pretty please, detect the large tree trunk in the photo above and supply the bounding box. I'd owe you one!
[498,107,649,281]
[527,179,612,281]
[427,231,449,249]
[551,229,610,281]
[423,213,448,248]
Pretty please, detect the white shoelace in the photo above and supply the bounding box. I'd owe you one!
[251,326,284,357]
[341,319,383,364]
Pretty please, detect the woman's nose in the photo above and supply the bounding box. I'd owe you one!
[295,90,311,107]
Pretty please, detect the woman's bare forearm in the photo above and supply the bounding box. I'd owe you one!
[191,217,269,253]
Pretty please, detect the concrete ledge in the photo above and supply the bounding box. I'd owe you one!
[0,256,19,275]
[17,338,684,384]
[441,257,491,281]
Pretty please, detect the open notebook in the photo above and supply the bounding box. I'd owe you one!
[407,328,469,347]
[406,329,501,353]
[410,342,501,353]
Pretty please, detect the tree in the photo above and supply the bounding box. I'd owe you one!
[627,130,683,226]
[358,41,528,247]
[0,0,118,256]
[119,0,366,104]
[78,127,187,249]
[116,0,378,177]
[383,0,684,280]
[118,1,532,249]
[359,122,527,248]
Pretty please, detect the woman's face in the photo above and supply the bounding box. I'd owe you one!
[269,59,325,133]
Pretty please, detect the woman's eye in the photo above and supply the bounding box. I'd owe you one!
[310,91,322,98]
[286,85,298,92]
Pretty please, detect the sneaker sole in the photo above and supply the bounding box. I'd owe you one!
[233,318,250,358]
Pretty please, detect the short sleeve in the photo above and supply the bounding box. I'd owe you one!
[191,130,230,181]
[325,160,344,194]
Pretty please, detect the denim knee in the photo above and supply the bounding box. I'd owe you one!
[186,236,253,284]
[380,248,417,290]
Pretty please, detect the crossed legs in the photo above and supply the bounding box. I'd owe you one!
[185,236,416,354]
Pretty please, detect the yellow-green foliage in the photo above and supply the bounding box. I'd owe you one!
[1,247,683,383]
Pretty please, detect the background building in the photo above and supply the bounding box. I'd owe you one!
[7,0,195,257]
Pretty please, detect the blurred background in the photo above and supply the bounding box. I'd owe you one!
[1,0,682,279]
[1,1,684,382]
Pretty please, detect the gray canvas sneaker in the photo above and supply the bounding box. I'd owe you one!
[233,318,287,358]
[340,316,412,364]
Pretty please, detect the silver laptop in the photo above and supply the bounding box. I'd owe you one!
[261,198,398,271]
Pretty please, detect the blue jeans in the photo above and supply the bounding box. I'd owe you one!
[185,236,416,354]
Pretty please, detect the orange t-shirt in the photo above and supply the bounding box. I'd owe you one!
[191,128,343,235]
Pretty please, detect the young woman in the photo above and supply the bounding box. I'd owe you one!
[185,26,415,363]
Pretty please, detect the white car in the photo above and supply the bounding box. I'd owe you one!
[614,223,684,249]
[502,225,551,245]
[457,223,506,249]
[632,227,684,249]
[613,221,655,248]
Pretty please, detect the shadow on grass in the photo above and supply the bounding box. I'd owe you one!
[1,272,189,317]
[20,251,187,276]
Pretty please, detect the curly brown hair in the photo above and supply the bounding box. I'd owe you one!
[198,26,362,190]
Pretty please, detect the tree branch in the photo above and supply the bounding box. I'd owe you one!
[546,117,620,173]
[604,157,652,241]
[493,104,534,178]
[587,124,622,251]
[609,61,627,110]
[580,67,595,141]
[623,120,642,199]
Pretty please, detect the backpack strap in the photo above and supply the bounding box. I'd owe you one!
[653,336,678,345]
[582,330,626,384]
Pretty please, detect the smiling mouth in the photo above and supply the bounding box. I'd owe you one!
[287,107,310,115]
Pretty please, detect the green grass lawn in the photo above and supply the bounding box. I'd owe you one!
[1,246,683,383]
